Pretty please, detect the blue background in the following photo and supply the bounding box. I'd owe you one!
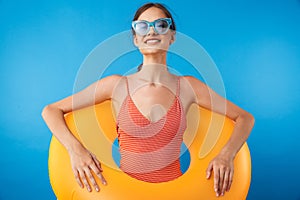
[1,0,300,199]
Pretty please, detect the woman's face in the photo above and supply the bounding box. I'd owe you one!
[133,7,175,56]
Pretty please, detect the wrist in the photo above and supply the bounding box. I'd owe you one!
[66,140,84,154]
[219,148,236,160]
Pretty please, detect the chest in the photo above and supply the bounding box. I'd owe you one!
[130,84,177,122]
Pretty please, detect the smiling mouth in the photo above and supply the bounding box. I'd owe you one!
[145,39,161,45]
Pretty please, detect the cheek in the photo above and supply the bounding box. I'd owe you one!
[159,37,172,47]
[135,35,144,42]
[135,38,146,47]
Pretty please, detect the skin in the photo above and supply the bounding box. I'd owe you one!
[41,6,254,197]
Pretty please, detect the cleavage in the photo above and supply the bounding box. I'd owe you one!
[130,84,176,122]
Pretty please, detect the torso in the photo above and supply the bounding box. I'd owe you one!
[111,74,195,121]
[115,74,189,182]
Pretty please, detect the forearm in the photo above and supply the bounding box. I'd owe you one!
[219,112,255,159]
[41,104,83,152]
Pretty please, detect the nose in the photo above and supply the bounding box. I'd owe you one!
[147,25,157,36]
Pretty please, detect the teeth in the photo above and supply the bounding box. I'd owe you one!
[146,39,160,44]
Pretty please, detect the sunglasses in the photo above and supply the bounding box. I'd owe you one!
[132,18,173,36]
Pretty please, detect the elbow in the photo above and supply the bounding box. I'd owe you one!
[242,111,255,128]
[41,105,50,119]
[41,104,64,120]
[41,104,55,120]
[248,113,255,127]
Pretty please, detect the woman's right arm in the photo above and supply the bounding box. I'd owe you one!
[41,74,122,192]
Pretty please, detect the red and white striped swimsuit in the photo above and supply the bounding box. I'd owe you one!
[116,76,187,183]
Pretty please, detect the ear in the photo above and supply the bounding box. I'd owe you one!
[133,35,139,47]
[169,31,176,45]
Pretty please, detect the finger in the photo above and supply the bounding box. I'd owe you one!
[90,155,107,185]
[227,169,234,192]
[213,166,220,196]
[91,154,103,172]
[73,168,83,188]
[96,172,107,186]
[84,167,98,192]
[89,163,107,186]
[206,162,213,179]
[79,169,92,192]
[219,167,225,194]
[221,169,230,196]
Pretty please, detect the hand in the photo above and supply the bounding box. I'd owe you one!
[69,144,107,192]
[206,153,234,197]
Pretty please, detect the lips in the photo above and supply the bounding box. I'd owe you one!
[145,38,161,44]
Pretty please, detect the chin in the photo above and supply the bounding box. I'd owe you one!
[140,46,168,55]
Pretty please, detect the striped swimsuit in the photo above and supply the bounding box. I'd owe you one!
[116,76,187,183]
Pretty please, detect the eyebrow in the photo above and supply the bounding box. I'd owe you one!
[135,17,168,22]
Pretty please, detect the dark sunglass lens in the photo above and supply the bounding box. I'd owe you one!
[155,19,169,34]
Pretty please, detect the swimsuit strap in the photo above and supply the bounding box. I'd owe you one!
[125,76,130,95]
[176,76,180,97]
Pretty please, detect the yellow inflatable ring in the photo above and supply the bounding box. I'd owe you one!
[48,100,251,200]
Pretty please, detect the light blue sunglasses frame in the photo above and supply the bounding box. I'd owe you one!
[132,18,172,36]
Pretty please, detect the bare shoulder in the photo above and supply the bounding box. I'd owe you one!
[176,75,198,106]
[93,74,124,102]
[181,75,205,85]
[99,74,123,85]
[96,74,125,91]
[179,75,209,106]
[108,74,129,99]
[179,75,206,91]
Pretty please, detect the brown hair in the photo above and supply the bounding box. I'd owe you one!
[132,3,176,71]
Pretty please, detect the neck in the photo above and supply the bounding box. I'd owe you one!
[137,53,169,82]
[138,63,169,82]
[142,53,167,66]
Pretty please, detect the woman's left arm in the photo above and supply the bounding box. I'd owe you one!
[185,76,255,197]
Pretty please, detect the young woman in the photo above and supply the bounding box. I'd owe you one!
[42,3,254,197]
